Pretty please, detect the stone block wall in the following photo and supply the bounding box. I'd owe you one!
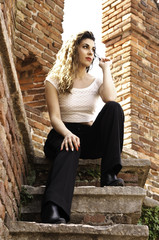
[0,1,33,236]
[102,0,159,200]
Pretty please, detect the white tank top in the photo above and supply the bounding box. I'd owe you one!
[46,76,102,123]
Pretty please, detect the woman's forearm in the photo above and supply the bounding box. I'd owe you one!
[50,116,80,151]
[101,66,117,102]
[99,58,117,102]
[50,116,71,137]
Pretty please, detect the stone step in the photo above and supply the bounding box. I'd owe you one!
[20,185,146,225]
[9,221,149,240]
[33,158,150,188]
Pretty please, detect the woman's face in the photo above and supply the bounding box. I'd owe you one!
[77,38,95,68]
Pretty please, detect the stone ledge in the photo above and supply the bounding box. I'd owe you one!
[34,158,150,188]
[21,186,146,225]
[0,221,9,240]
[120,159,150,188]
[34,157,150,167]
[23,185,147,196]
[9,221,149,240]
[143,196,159,208]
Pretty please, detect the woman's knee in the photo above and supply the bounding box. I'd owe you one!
[106,101,121,109]
[103,101,124,119]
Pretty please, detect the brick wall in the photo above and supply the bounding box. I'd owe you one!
[102,0,159,200]
[1,2,158,235]
[0,1,33,236]
[14,0,64,159]
[25,104,51,159]
[14,0,64,110]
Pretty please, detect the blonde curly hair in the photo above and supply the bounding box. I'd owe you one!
[47,31,96,94]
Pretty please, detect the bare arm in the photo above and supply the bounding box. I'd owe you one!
[98,58,117,103]
[45,81,80,151]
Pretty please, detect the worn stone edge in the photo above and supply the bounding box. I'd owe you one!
[9,221,149,236]
[143,196,159,208]
[22,185,146,196]
[34,157,150,167]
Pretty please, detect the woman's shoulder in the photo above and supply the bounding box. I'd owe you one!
[45,73,58,89]
[87,73,102,86]
[87,73,95,81]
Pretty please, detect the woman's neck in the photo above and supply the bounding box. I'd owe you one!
[75,67,87,80]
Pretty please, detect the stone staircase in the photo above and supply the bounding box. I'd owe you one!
[8,158,150,240]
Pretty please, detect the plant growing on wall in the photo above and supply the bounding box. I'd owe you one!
[138,206,159,240]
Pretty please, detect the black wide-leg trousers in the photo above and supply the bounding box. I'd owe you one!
[42,101,124,222]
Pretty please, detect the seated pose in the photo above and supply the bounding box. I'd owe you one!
[41,31,125,224]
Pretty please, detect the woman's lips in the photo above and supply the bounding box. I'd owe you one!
[85,57,92,62]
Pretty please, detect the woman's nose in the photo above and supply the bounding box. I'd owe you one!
[88,49,94,55]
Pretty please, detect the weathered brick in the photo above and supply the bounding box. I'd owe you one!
[0,199,5,220]
[37,38,48,47]
[27,117,42,129]
[25,16,34,25]
[16,23,36,40]
[20,33,31,43]
[38,57,47,66]
[21,21,32,31]
[36,23,50,37]
[116,0,131,9]
[54,0,64,9]
[23,95,34,103]
[34,2,45,12]
[50,8,63,20]
[14,49,25,60]
[20,46,29,56]
[33,128,49,138]
[109,18,122,28]
[24,44,41,57]
[26,3,36,12]
[44,48,54,57]
[42,53,54,63]
[34,0,41,3]
[20,83,35,91]
[50,21,63,32]
[21,6,32,18]
[0,180,6,204]
[38,12,51,24]
[0,102,6,126]
[46,0,55,9]
[32,15,48,27]
[84,214,106,224]
[32,134,43,144]
[32,27,44,39]
[30,113,50,128]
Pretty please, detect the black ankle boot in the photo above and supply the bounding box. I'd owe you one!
[41,202,66,224]
[101,173,124,187]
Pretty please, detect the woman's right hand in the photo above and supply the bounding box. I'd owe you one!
[61,132,80,152]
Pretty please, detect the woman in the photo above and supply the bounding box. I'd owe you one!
[41,31,124,224]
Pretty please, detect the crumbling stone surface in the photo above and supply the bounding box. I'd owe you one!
[9,221,149,240]
[20,185,146,225]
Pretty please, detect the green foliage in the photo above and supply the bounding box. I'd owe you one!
[138,205,159,240]
[20,187,33,206]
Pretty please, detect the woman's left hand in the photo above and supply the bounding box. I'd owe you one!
[99,58,112,70]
